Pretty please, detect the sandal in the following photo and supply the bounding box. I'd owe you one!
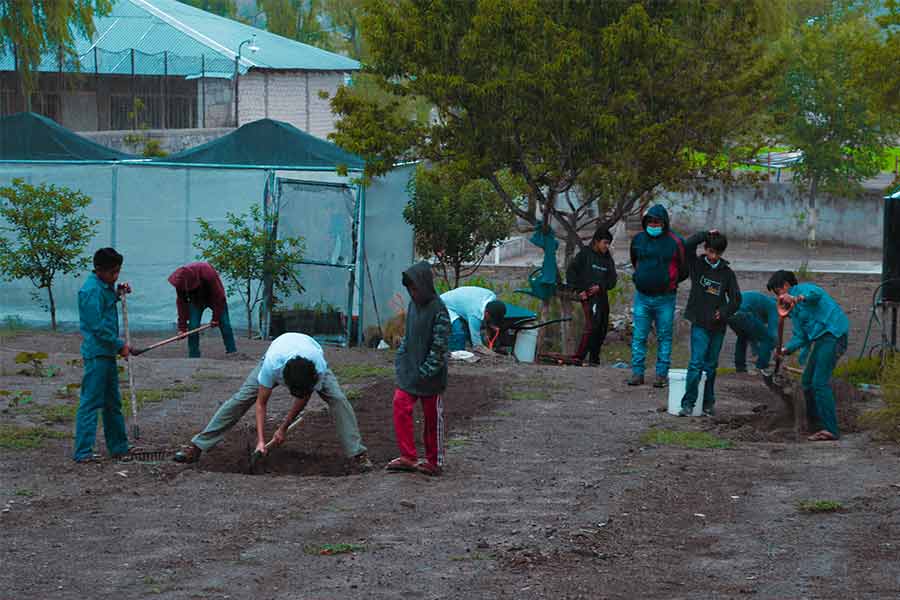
[807,430,837,442]
[385,456,417,472]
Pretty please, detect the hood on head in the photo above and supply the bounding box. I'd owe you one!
[168,266,200,292]
[641,204,670,232]
[402,261,437,304]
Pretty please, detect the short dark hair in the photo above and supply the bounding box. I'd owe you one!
[767,270,798,292]
[485,300,507,325]
[282,356,319,398]
[705,232,728,253]
[93,247,123,271]
[592,227,613,243]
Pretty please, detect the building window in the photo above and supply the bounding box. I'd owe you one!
[110,91,196,129]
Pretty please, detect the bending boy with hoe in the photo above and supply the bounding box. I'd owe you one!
[767,270,849,442]
[440,285,507,353]
[174,332,372,471]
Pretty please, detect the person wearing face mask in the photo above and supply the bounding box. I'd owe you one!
[627,204,689,387]
[677,230,741,417]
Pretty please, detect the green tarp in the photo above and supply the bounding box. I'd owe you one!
[0,112,133,161]
[161,118,365,170]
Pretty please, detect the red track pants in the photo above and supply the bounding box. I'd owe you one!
[392,388,444,467]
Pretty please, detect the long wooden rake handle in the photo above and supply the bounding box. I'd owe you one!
[120,291,139,440]
[131,323,215,356]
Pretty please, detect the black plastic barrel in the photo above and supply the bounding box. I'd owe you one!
[885,194,900,302]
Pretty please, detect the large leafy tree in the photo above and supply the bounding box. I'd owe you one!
[256,0,334,48]
[773,6,895,247]
[0,179,98,330]
[404,165,517,288]
[0,0,112,108]
[179,0,237,18]
[330,0,786,259]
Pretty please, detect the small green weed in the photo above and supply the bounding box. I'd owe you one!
[494,410,513,417]
[506,389,545,402]
[304,543,366,556]
[345,387,363,403]
[40,402,78,424]
[55,383,80,399]
[0,424,68,449]
[834,356,882,386]
[15,351,58,377]
[640,429,732,449]
[14,488,35,497]
[797,500,843,513]
[122,383,200,413]
[447,436,469,448]
[0,389,33,409]
[716,367,736,376]
[332,364,392,381]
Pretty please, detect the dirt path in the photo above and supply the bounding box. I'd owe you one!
[1,329,899,599]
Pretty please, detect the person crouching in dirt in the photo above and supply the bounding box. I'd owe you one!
[678,231,741,417]
[727,291,778,376]
[440,285,507,354]
[73,248,132,463]
[627,204,689,387]
[767,270,849,442]
[167,262,236,358]
[173,332,372,471]
[566,227,618,366]
[386,261,451,476]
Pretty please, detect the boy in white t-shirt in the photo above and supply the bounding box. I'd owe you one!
[174,332,371,471]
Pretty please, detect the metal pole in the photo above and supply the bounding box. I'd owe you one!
[355,184,367,345]
[94,47,100,130]
[233,55,239,127]
[162,51,168,129]
[201,54,206,128]
[130,49,136,130]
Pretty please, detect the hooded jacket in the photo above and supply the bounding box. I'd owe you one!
[682,232,742,331]
[629,205,688,295]
[167,262,227,331]
[395,261,450,396]
[566,245,617,295]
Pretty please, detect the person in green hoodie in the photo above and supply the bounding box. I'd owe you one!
[386,261,451,476]
[73,248,132,463]
[727,291,778,375]
[678,231,741,417]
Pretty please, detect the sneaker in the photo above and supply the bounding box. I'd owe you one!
[173,444,202,464]
[74,453,102,463]
[415,460,442,476]
[702,407,716,417]
[653,375,668,388]
[352,452,374,473]
[385,456,417,472]
[626,374,644,386]
[677,408,691,417]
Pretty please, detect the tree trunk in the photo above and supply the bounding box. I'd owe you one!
[808,176,818,249]
[47,286,56,331]
[246,282,253,338]
[453,264,461,289]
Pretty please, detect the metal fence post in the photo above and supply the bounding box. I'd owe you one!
[130,48,136,130]
[94,47,100,130]
[201,54,206,128]
[163,50,168,129]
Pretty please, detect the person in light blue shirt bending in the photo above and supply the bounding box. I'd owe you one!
[767,270,849,442]
[440,286,507,352]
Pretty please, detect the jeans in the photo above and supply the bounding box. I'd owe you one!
[73,357,129,460]
[188,303,237,358]
[449,318,468,352]
[681,324,725,411]
[630,291,676,377]
[801,333,845,438]
[728,311,774,370]
[191,360,366,457]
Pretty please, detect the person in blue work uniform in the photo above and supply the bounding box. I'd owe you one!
[627,204,689,387]
[727,291,778,375]
[73,248,132,463]
[440,286,507,353]
[767,270,849,441]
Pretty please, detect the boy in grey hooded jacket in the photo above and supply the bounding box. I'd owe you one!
[387,261,451,475]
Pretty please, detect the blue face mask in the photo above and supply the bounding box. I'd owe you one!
[646,226,663,237]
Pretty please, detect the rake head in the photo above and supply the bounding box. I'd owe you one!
[125,449,173,463]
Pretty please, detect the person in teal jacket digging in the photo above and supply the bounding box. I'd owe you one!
[73,248,132,463]
[767,270,849,441]
[727,291,779,375]
[628,204,689,387]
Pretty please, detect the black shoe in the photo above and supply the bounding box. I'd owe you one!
[173,444,202,464]
[653,375,668,388]
[352,452,374,473]
[626,374,644,386]
[677,408,691,417]
[735,367,748,374]
[702,407,716,417]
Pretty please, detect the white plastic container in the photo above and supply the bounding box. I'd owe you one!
[667,368,706,416]
[513,328,539,363]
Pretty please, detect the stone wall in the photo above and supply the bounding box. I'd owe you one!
[237,70,348,136]
[81,127,234,155]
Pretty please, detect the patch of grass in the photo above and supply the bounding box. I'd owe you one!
[40,402,78,424]
[834,356,882,386]
[640,429,732,449]
[345,387,363,403]
[716,367,736,376]
[303,543,366,556]
[494,410,513,417]
[505,389,546,402]
[14,488,34,497]
[447,436,469,448]
[55,383,80,399]
[860,357,900,441]
[797,499,843,513]
[0,424,69,449]
[122,383,200,413]
[332,364,393,382]
[0,389,33,409]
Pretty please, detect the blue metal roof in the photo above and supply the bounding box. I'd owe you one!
[0,0,360,77]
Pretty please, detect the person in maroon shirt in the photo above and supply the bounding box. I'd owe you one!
[168,262,237,358]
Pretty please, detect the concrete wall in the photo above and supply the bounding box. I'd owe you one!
[82,127,233,155]
[237,70,348,137]
[661,181,885,249]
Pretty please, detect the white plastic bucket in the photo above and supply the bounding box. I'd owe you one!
[667,368,706,416]
[513,328,539,363]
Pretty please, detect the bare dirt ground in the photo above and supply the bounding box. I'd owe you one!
[2,272,899,599]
